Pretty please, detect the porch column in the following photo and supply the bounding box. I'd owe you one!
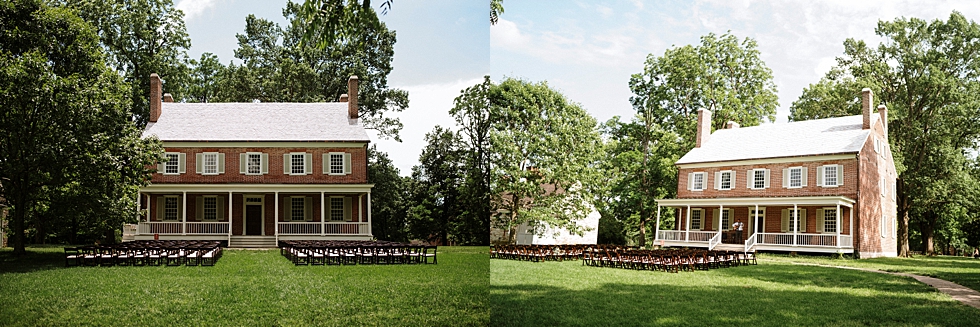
[836,203,841,248]
[145,193,151,222]
[754,204,759,236]
[685,205,691,242]
[228,191,233,238]
[320,191,325,236]
[849,205,853,245]
[274,191,279,236]
[654,205,661,243]
[367,190,372,236]
[792,204,797,246]
[182,191,187,235]
[718,204,724,236]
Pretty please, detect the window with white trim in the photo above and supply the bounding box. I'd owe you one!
[165,153,179,174]
[892,181,896,201]
[247,153,262,175]
[788,167,803,188]
[290,154,305,175]
[330,153,344,175]
[291,197,305,221]
[823,165,838,186]
[164,197,178,221]
[789,209,803,232]
[203,197,217,221]
[823,208,837,233]
[753,169,766,189]
[203,153,218,175]
[880,177,886,196]
[721,209,731,231]
[692,172,706,191]
[881,214,887,238]
[330,197,344,221]
[719,171,732,190]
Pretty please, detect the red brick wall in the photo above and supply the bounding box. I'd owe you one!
[677,159,859,199]
[151,145,368,184]
[855,120,898,257]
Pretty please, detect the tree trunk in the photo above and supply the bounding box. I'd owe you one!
[11,203,26,255]
[638,217,647,248]
[896,181,911,257]
[922,212,936,256]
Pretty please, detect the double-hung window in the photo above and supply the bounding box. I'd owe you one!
[749,169,769,190]
[241,152,268,175]
[203,153,218,175]
[789,209,803,232]
[721,209,731,231]
[819,165,842,187]
[247,153,262,174]
[291,197,305,221]
[689,172,706,191]
[690,209,703,230]
[716,171,733,190]
[823,208,837,233]
[788,167,803,188]
[164,153,180,175]
[330,197,344,221]
[291,154,305,175]
[203,197,217,221]
[330,153,344,175]
[164,197,178,221]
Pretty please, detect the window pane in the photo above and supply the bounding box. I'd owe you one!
[721,172,731,190]
[824,209,836,233]
[204,197,217,220]
[166,154,179,174]
[790,168,801,187]
[691,210,701,229]
[204,153,217,174]
[693,173,704,190]
[291,197,305,221]
[165,197,178,220]
[331,198,344,221]
[825,166,837,186]
[754,170,765,189]
[330,154,344,174]
[291,154,304,174]
[721,210,730,230]
[248,154,261,174]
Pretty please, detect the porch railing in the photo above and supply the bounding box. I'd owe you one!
[744,232,758,252]
[658,230,685,241]
[707,232,722,250]
[755,233,851,247]
[657,230,715,242]
[185,222,230,234]
[138,222,182,234]
[277,222,369,235]
[137,222,229,235]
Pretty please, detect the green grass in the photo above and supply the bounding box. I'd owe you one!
[761,254,980,293]
[0,246,489,326]
[491,258,980,326]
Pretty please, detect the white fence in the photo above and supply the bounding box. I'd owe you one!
[277,222,369,235]
[137,222,229,235]
[138,222,183,234]
[755,233,850,247]
[185,222,230,234]
[657,230,715,242]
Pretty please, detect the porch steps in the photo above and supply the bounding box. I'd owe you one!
[713,243,749,252]
[229,236,277,248]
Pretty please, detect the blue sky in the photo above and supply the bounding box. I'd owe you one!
[177,0,487,175]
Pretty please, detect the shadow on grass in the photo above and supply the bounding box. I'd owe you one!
[0,246,70,274]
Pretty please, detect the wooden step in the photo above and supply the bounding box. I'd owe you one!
[713,243,748,252]
[229,236,277,248]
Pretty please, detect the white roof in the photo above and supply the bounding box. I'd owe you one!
[676,115,875,165]
[143,102,370,142]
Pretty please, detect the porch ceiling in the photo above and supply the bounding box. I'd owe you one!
[141,184,375,193]
[656,196,855,208]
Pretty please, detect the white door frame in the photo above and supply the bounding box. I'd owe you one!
[243,194,265,236]
[749,207,766,235]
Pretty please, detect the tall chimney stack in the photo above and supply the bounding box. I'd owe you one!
[150,73,162,122]
[861,88,872,130]
[726,121,740,129]
[695,109,712,148]
[878,104,888,137]
[347,76,359,119]
[339,94,349,102]
[163,93,173,103]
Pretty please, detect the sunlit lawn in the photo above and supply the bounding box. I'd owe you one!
[491,256,980,326]
[761,253,980,293]
[0,246,489,326]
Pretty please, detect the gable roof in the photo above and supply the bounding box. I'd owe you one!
[142,102,370,142]
[676,115,875,165]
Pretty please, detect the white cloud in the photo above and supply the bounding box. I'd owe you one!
[367,78,485,176]
[491,18,643,68]
[175,0,224,22]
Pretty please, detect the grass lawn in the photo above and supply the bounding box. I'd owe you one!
[491,257,980,326]
[761,253,980,293]
[0,246,488,326]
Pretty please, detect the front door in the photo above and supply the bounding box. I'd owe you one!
[245,205,262,235]
[749,208,766,235]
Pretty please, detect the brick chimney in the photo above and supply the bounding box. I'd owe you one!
[163,93,173,103]
[695,109,712,148]
[347,76,359,119]
[726,121,740,129]
[149,73,162,122]
[339,94,349,102]
[878,105,888,137]
[862,88,873,130]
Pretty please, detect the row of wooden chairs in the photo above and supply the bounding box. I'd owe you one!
[583,249,757,273]
[279,240,437,266]
[491,244,638,262]
[65,240,223,267]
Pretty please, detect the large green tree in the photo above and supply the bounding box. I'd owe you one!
[450,77,492,245]
[490,78,604,244]
[788,12,980,257]
[366,145,408,242]
[0,0,161,254]
[626,32,778,246]
[217,2,407,140]
[407,126,465,245]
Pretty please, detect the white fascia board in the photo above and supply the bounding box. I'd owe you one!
[677,154,857,169]
[141,184,375,193]
[162,141,368,148]
[656,196,855,208]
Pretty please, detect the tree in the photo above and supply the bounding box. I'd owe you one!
[449,77,492,245]
[491,0,503,25]
[366,145,408,242]
[407,126,465,245]
[298,0,394,49]
[185,52,224,103]
[0,0,161,254]
[490,78,604,244]
[788,12,980,257]
[217,3,408,140]
[61,0,192,127]
[626,32,778,246]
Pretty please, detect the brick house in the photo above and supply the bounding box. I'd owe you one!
[134,74,374,247]
[654,89,897,258]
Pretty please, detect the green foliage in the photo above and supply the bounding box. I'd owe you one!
[185,52,224,103]
[491,0,504,25]
[450,77,492,245]
[297,0,394,49]
[366,145,408,242]
[0,0,161,254]
[789,12,980,256]
[218,2,408,140]
[490,78,604,244]
[407,126,466,244]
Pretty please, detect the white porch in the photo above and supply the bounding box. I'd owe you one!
[654,196,855,253]
[133,184,374,245]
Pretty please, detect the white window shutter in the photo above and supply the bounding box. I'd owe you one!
[781,209,789,232]
[156,197,164,221]
[687,173,694,191]
[799,209,807,232]
[304,197,312,221]
[196,153,203,174]
[178,153,186,173]
[746,170,753,189]
[714,172,721,190]
[196,196,204,221]
[283,196,290,221]
[217,196,224,220]
[218,153,225,174]
[157,160,164,173]
[730,171,736,188]
[283,154,290,174]
[261,153,269,174]
[801,167,808,187]
[344,153,352,175]
[782,168,790,188]
[177,197,184,221]
[305,153,312,174]
[764,169,770,189]
[322,154,329,174]
[817,165,824,187]
[837,165,844,186]
[713,209,720,231]
[240,154,247,174]
[344,197,352,222]
[816,209,824,233]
